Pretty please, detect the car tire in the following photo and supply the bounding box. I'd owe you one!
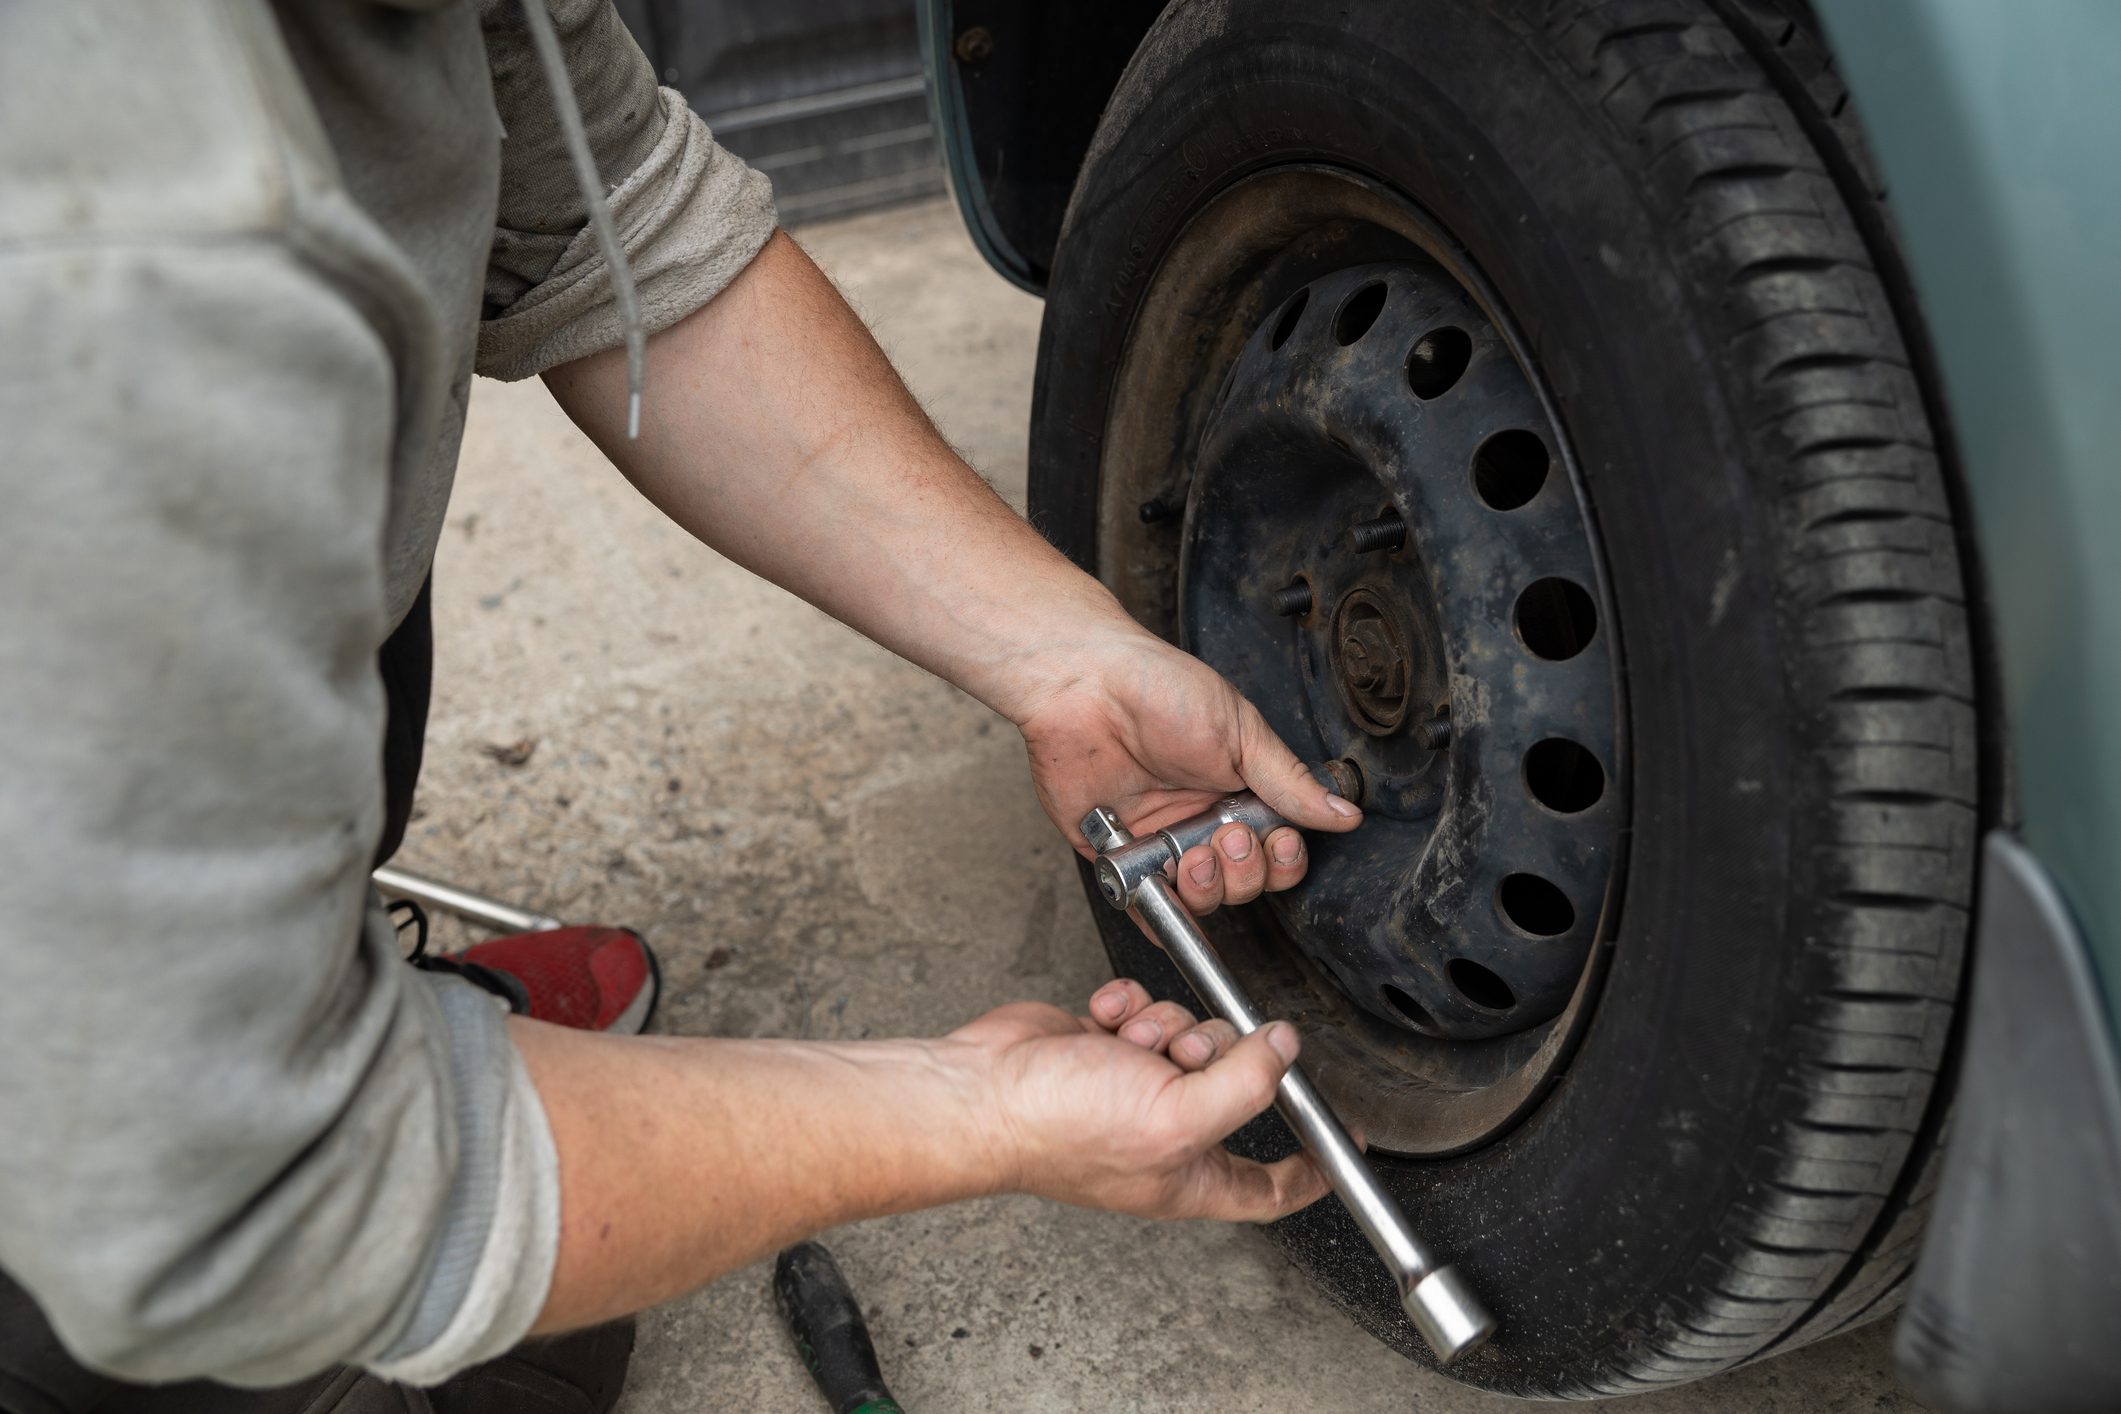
[1028,0,1982,1396]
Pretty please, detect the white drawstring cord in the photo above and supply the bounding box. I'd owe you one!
[518,0,647,438]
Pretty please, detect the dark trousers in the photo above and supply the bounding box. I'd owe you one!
[0,1265,632,1413]
[376,577,434,869]
[0,587,629,1413]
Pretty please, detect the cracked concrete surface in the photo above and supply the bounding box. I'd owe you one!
[413,199,1927,1412]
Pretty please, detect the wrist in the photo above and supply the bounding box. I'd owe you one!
[907,1037,1026,1199]
[978,599,1164,731]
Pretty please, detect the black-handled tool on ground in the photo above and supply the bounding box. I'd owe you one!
[774,1242,906,1414]
[1080,788,1497,1364]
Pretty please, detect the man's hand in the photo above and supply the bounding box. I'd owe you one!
[949,980,1328,1222]
[1010,625,1362,915]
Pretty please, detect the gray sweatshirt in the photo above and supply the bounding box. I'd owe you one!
[0,0,774,1387]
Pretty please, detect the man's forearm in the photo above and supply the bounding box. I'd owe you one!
[543,231,1132,724]
[517,984,1321,1335]
[515,1019,1009,1334]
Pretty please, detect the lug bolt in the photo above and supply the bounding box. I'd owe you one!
[1321,757,1366,807]
[1139,497,1172,524]
[1271,581,1313,617]
[1416,712,1452,751]
[1348,510,1406,554]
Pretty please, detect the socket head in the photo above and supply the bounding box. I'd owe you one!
[1079,806,1129,854]
[1083,806,1138,911]
[1093,835,1181,909]
[1094,858,1129,909]
[1403,1265,1497,1364]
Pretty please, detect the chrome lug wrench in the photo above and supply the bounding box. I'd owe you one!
[1081,793,1496,1363]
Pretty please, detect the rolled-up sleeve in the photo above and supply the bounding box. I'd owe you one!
[475,0,779,381]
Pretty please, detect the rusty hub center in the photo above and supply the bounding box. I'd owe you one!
[1330,586,1415,734]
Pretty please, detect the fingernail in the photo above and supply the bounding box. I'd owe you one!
[1271,832,1302,864]
[1325,794,1361,819]
[1188,855,1217,887]
[1220,830,1253,863]
[1265,1022,1299,1063]
[1094,989,1126,1020]
[1179,1033,1213,1063]
[1123,1019,1159,1046]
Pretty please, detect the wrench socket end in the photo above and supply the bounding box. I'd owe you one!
[1404,1264,1497,1364]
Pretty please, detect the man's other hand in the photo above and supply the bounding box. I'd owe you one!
[948,982,1329,1224]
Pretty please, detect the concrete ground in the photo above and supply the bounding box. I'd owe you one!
[412,199,1927,1412]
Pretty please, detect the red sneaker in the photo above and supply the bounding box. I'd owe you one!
[397,903,662,1036]
[455,927,662,1035]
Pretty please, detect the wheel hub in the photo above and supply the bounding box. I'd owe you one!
[1331,586,1418,734]
[1180,259,1623,1042]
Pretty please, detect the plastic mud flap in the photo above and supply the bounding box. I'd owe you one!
[1896,834,2121,1413]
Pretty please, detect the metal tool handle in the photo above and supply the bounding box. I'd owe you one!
[1081,800,1496,1364]
[372,865,564,934]
[1093,793,1291,908]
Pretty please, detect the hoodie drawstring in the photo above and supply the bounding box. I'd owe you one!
[518,0,646,439]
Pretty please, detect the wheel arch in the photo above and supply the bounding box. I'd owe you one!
[919,0,1166,293]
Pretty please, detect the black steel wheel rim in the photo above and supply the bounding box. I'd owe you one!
[1180,259,1623,1043]
[1087,165,1632,1152]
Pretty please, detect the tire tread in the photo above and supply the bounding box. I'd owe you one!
[1535,0,1974,1392]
